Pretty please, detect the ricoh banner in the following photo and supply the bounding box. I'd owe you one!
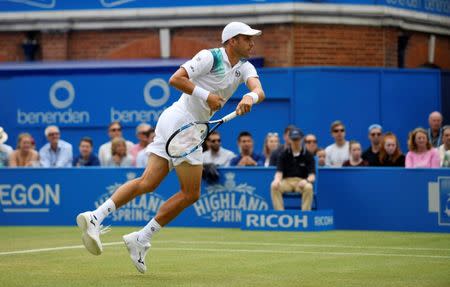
[0,168,274,227]
[12,75,176,127]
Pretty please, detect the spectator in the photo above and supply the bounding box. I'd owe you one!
[105,137,133,167]
[136,128,156,168]
[73,137,100,167]
[203,131,236,167]
[377,132,405,167]
[262,132,280,167]
[316,148,326,167]
[269,124,296,166]
[130,123,152,164]
[98,122,133,166]
[230,131,265,166]
[304,134,318,155]
[439,125,450,167]
[427,111,443,147]
[325,121,349,167]
[362,124,382,166]
[343,141,368,167]
[270,128,315,211]
[39,125,73,167]
[0,127,13,167]
[9,133,39,167]
[405,127,440,168]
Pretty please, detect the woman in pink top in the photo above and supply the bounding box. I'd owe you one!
[405,127,440,168]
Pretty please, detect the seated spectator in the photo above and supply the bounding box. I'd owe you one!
[73,137,100,167]
[405,127,440,168]
[262,132,280,167]
[39,125,73,167]
[377,132,405,167]
[105,137,133,167]
[99,121,133,166]
[270,128,315,211]
[130,123,152,164]
[136,128,156,168]
[0,127,13,167]
[343,141,368,167]
[362,124,382,166]
[316,148,326,167]
[439,125,450,167]
[9,133,39,167]
[230,131,265,166]
[427,111,443,147]
[203,131,236,167]
[304,134,318,155]
[325,120,349,167]
[269,125,296,166]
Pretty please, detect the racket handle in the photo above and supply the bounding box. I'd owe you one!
[222,111,238,122]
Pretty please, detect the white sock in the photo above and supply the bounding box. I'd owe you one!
[138,218,162,244]
[92,198,116,224]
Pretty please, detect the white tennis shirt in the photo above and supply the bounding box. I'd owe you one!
[174,47,258,121]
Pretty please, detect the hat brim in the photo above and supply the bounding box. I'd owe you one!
[240,29,262,37]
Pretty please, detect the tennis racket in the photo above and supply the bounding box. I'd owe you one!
[165,111,238,158]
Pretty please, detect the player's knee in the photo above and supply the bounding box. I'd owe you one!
[137,177,158,194]
[304,183,313,194]
[182,188,201,205]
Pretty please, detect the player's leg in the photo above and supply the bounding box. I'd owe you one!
[77,153,169,256]
[123,162,202,273]
[271,178,294,210]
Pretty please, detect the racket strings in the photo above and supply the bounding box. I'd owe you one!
[167,123,208,157]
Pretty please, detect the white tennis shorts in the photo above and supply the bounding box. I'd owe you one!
[145,105,203,169]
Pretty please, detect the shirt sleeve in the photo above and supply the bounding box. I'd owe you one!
[276,151,285,172]
[240,62,259,84]
[431,148,441,168]
[405,152,413,168]
[181,49,214,80]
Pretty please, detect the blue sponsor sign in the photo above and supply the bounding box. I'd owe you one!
[438,177,450,226]
[241,210,334,231]
[0,1,448,17]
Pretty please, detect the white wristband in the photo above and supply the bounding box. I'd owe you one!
[192,86,210,101]
[244,92,259,104]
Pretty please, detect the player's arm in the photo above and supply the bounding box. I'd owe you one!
[236,77,265,116]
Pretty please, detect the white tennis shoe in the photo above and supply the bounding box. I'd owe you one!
[76,211,104,255]
[123,232,151,274]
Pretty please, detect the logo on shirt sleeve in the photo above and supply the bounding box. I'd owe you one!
[235,70,241,78]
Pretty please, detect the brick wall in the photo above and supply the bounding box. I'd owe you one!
[0,25,448,68]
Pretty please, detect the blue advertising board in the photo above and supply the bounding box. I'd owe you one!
[241,210,334,231]
[0,65,441,156]
[317,167,450,233]
[0,1,448,17]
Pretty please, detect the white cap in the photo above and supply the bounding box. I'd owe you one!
[222,22,262,44]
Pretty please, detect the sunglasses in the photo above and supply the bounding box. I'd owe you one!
[110,128,121,132]
[305,140,317,144]
[210,139,221,143]
[267,132,278,137]
[333,129,345,133]
[370,133,382,136]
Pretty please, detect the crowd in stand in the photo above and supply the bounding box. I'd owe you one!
[0,111,449,169]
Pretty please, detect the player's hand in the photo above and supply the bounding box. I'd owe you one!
[236,95,253,115]
[272,179,281,189]
[207,93,224,112]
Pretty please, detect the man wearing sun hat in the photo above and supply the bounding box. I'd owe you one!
[0,127,13,167]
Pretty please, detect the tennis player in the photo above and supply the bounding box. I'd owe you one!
[76,22,265,273]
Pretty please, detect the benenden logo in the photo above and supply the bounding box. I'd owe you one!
[17,80,90,125]
[95,172,165,222]
[193,172,269,223]
[0,183,60,213]
[110,78,170,125]
[429,176,450,226]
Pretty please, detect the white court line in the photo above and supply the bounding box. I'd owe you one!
[160,240,450,252]
[1,241,450,259]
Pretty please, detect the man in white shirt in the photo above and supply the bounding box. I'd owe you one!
[98,121,133,166]
[325,120,349,167]
[39,125,73,167]
[203,131,235,166]
[77,22,265,273]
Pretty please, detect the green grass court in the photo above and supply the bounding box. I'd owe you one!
[0,227,449,287]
